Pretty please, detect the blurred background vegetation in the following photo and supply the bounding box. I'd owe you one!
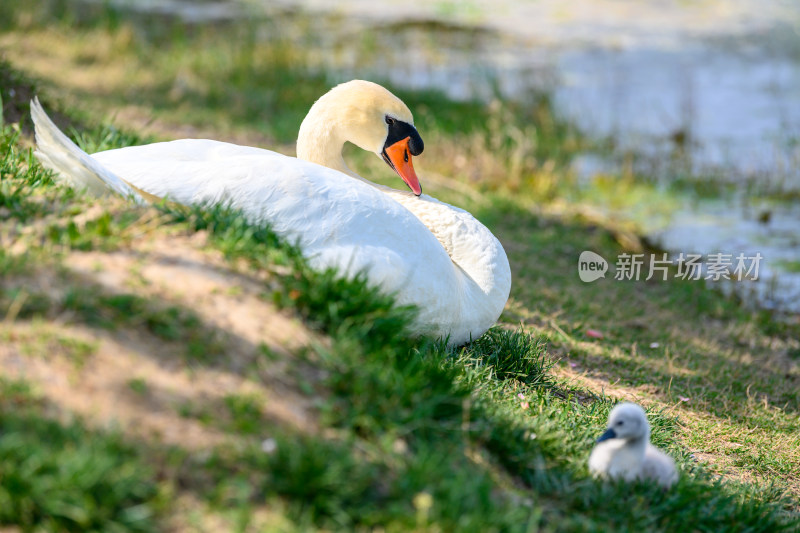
[1,0,799,531]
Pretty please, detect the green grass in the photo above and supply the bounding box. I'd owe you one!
[223,393,266,435]
[775,259,800,274]
[0,121,61,222]
[0,7,799,532]
[2,112,795,529]
[3,325,97,364]
[127,377,149,395]
[0,269,225,362]
[150,193,796,530]
[0,378,160,532]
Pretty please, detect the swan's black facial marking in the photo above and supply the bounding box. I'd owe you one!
[381,116,424,196]
[383,117,423,156]
[381,150,396,173]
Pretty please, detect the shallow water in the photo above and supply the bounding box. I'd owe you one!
[270,0,800,184]
[647,200,800,314]
[556,41,800,185]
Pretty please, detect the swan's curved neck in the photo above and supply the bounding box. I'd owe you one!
[296,104,364,181]
[297,103,507,295]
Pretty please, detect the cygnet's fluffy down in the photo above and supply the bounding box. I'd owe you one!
[588,403,678,488]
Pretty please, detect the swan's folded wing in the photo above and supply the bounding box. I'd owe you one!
[91,139,498,344]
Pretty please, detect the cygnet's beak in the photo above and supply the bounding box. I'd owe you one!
[596,428,617,443]
[382,136,422,196]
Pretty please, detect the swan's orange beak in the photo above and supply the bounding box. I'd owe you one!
[382,136,422,196]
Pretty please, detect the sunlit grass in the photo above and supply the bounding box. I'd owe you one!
[0,378,160,532]
[1,4,799,530]
[1,94,798,529]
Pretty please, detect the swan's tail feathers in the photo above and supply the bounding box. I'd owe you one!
[30,97,148,205]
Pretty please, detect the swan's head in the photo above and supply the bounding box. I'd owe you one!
[596,403,650,443]
[298,80,425,196]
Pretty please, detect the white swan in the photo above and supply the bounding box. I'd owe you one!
[30,80,511,345]
[588,403,678,488]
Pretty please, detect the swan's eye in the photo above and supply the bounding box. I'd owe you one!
[385,116,395,125]
[617,421,624,426]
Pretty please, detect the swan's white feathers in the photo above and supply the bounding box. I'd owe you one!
[31,81,511,345]
[30,97,145,202]
[92,139,499,340]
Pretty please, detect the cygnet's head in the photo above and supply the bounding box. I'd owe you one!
[597,403,651,443]
[297,80,425,196]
